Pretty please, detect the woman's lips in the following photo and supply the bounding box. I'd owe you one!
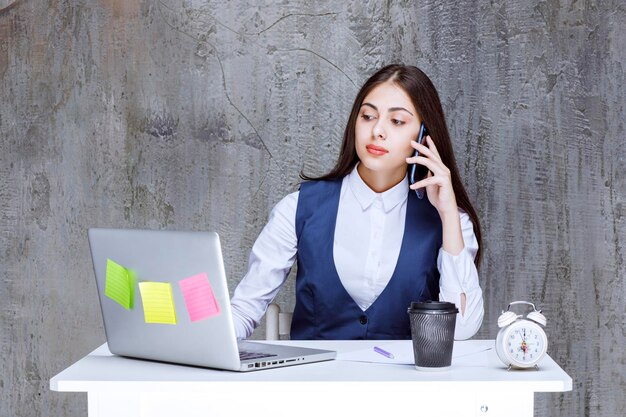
[366,145,389,156]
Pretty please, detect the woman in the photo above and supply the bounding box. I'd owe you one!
[231,64,484,340]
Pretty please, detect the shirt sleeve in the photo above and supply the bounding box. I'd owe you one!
[230,191,299,339]
[437,209,484,340]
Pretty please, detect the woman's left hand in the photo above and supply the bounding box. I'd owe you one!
[406,136,458,216]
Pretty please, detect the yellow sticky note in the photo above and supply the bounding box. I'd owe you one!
[138,282,177,324]
[105,259,135,310]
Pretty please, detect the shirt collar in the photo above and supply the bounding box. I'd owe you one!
[347,163,409,213]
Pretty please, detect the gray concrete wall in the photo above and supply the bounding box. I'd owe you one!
[0,0,623,415]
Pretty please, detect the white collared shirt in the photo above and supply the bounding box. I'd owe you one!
[231,164,484,340]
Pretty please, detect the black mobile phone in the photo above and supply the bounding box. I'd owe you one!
[409,123,429,199]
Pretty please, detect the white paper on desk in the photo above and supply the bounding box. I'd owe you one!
[337,342,492,365]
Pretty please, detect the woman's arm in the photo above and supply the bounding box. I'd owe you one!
[440,206,466,310]
[230,192,299,339]
[438,211,483,340]
[407,137,484,339]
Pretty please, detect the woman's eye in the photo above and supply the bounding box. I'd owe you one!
[361,114,374,121]
[392,119,405,126]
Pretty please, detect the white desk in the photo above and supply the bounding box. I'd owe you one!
[50,340,571,417]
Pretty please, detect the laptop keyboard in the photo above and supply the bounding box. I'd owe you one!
[239,350,278,361]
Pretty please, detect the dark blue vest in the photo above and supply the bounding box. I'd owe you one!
[290,178,443,340]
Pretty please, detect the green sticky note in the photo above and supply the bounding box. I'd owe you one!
[138,282,177,324]
[105,259,136,310]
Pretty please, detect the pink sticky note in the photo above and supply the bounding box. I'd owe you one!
[178,273,220,322]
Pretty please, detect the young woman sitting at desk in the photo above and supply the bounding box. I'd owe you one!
[231,64,484,340]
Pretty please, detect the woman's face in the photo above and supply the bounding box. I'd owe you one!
[355,81,421,180]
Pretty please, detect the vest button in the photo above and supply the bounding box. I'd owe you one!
[359,315,368,325]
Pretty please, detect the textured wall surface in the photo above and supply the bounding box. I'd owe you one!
[1,0,624,416]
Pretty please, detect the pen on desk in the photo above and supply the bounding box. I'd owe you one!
[373,346,394,359]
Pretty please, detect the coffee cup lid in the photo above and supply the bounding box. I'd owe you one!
[408,301,459,314]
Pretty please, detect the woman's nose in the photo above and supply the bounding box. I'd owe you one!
[372,120,386,140]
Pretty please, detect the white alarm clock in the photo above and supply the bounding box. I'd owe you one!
[495,301,548,370]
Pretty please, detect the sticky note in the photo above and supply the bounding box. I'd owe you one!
[105,259,136,310]
[138,282,177,324]
[178,273,221,322]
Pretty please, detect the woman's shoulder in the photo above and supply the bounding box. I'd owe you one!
[298,177,344,194]
[273,190,299,213]
[271,177,343,215]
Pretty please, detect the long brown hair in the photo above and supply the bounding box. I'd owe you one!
[301,64,483,268]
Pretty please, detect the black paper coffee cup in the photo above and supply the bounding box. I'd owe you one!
[407,301,458,370]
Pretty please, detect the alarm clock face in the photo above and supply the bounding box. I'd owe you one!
[498,320,548,368]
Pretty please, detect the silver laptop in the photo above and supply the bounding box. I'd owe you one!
[88,228,336,372]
